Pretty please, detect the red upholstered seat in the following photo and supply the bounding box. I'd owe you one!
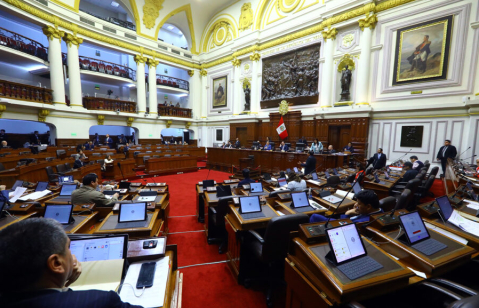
[113,66,120,76]
[98,63,105,73]
[90,62,98,71]
[106,65,113,74]
[80,59,90,70]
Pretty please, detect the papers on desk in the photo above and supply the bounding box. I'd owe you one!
[306,180,323,186]
[448,210,479,237]
[322,195,342,204]
[464,200,479,210]
[335,189,355,200]
[424,222,468,245]
[69,259,124,291]
[9,187,27,203]
[272,187,288,191]
[120,256,170,308]
[18,189,51,201]
[389,167,403,172]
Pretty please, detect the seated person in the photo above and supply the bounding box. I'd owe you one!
[77,149,87,160]
[343,142,354,153]
[84,141,94,150]
[287,172,306,192]
[0,218,142,308]
[123,143,129,157]
[367,148,387,169]
[400,161,419,183]
[253,140,262,150]
[71,173,118,207]
[279,141,289,152]
[73,154,85,169]
[238,168,256,187]
[226,141,234,149]
[325,145,336,154]
[309,190,382,223]
[221,142,226,149]
[102,155,114,171]
[0,140,8,149]
[410,155,424,170]
[263,141,272,151]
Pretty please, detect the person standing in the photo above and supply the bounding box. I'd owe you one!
[299,150,316,175]
[30,131,41,154]
[105,134,113,149]
[311,138,323,154]
[436,140,457,176]
[123,142,130,158]
[235,138,241,149]
[0,129,7,144]
[298,136,308,147]
[130,132,136,145]
[93,133,100,146]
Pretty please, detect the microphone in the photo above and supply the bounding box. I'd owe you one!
[457,146,471,160]
[390,149,413,166]
[461,154,477,162]
[117,162,125,181]
[449,185,466,204]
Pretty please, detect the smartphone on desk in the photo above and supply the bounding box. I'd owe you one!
[136,262,156,289]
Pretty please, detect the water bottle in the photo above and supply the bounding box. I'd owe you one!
[308,187,312,200]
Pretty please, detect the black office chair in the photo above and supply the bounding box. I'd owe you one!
[96,159,104,165]
[345,173,356,183]
[56,150,66,159]
[395,189,412,210]
[56,164,67,174]
[0,162,5,172]
[415,174,436,201]
[164,154,172,157]
[152,155,160,158]
[134,151,140,157]
[424,160,430,172]
[379,196,397,212]
[325,175,341,189]
[142,156,150,164]
[45,157,55,161]
[176,149,182,152]
[155,150,162,153]
[244,214,309,307]
[427,166,440,178]
[45,166,61,183]
[209,196,235,254]
[63,163,72,172]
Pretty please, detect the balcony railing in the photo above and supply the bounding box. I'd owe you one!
[0,79,53,104]
[0,27,48,61]
[147,74,189,91]
[80,9,136,31]
[158,105,192,118]
[83,96,137,113]
[79,55,136,81]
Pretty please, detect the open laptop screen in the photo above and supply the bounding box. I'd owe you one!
[202,180,215,189]
[59,176,74,185]
[119,181,131,189]
[352,182,362,195]
[118,203,147,223]
[250,182,263,193]
[436,195,453,220]
[291,192,309,208]
[399,211,430,244]
[44,204,73,224]
[326,224,366,264]
[294,167,299,173]
[239,196,261,214]
[35,182,48,192]
[311,172,318,180]
[70,235,128,262]
[278,178,287,187]
[60,184,77,196]
[216,185,232,197]
[12,180,23,191]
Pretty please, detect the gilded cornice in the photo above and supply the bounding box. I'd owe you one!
[359,13,378,31]
[134,54,148,65]
[249,52,261,62]
[142,0,165,29]
[38,109,50,122]
[0,104,6,118]
[42,25,64,42]
[200,69,208,77]
[63,33,83,47]
[232,57,242,67]
[127,117,134,127]
[321,27,338,41]
[97,115,105,125]
[147,58,160,68]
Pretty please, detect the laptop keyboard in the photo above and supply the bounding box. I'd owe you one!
[117,221,149,229]
[411,238,447,256]
[241,212,266,220]
[294,206,314,213]
[337,256,383,280]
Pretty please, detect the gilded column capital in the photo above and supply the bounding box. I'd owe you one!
[188,70,195,77]
[134,54,148,65]
[63,33,83,47]
[200,69,207,77]
[97,115,105,125]
[38,109,50,122]
[232,57,242,67]
[42,25,64,42]
[321,27,338,42]
[147,58,160,68]
[359,13,378,31]
[127,117,134,127]
[249,51,261,62]
[0,104,6,118]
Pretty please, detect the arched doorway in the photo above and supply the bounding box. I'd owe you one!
[89,125,138,147]
[0,119,56,149]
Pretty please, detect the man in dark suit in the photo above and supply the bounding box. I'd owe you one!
[73,154,85,169]
[30,131,41,154]
[400,161,419,183]
[84,141,94,150]
[123,142,130,158]
[325,145,336,154]
[0,129,6,143]
[298,136,308,147]
[119,134,127,144]
[299,150,316,175]
[0,218,142,308]
[235,138,240,149]
[130,132,136,145]
[105,134,114,149]
[279,141,289,152]
[437,139,457,176]
[367,148,387,169]
[93,133,100,146]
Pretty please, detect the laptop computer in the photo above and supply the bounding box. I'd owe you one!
[325,223,383,280]
[291,192,315,213]
[35,181,49,192]
[202,180,215,189]
[319,190,342,204]
[216,185,232,197]
[137,191,157,202]
[239,196,265,219]
[352,182,362,196]
[374,174,387,185]
[311,172,319,180]
[119,182,131,190]
[436,195,454,221]
[249,182,263,195]
[44,204,75,224]
[333,168,339,175]
[69,234,128,262]
[294,167,300,173]
[263,173,272,181]
[118,202,147,223]
[398,211,447,256]
[325,171,330,179]
[278,177,287,188]
[10,180,24,192]
[59,175,74,185]
[53,184,77,201]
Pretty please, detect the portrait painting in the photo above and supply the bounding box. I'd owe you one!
[212,76,227,108]
[400,126,424,148]
[393,15,453,85]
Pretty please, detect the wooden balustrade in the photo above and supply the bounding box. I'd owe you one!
[0,79,53,104]
[83,96,137,113]
[157,105,192,118]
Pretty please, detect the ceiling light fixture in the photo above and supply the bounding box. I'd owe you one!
[111,1,119,7]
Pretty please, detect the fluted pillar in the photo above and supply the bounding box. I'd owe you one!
[200,69,208,119]
[356,14,378,106]
[320,27,337,108]
[63,33,83,108]
[43,25,65,105]
[250,51,261,113]
[232,58,242,115]
[134,54,147,114]
[147,58,159,115]
[188,70,201,119]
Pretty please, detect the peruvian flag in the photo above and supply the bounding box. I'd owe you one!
[276,116,288,139]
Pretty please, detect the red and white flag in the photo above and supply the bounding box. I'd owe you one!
[276,116,288,139]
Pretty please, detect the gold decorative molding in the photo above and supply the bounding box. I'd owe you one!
[202,19,237,52]
[143,0,165,29]
[166,120,172,128]
[243,78,251,90]
[334,101,353,107]
[134,54,148,65]
[188,70,195,77]
[359,13,378,31]
[232,57,242,67]
[200,69,208,77]
[278,0,302,13]
[42,25,64,42]
[0,105,6,118]
[337,54,356,72]
[411,90,423,95]
[147,58,160,68]
[38,109,50,122]
[185,122,191,129]
[250,51,261,62]
[356,102,370,106]
[321,27,338,41]
[239,3,254,31]
[63,32,83,47]
[97,115,105,125]
[127,117,134,127]
[279,100,290,115]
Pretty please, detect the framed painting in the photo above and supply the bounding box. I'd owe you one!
[400,126,424,148]
[212,76,227,108]
[393,15,453,85]
[216,129,223,142]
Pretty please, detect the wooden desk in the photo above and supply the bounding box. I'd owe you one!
[145,156,197,175]
[276,200,328,216]
[313,195,355,215]
[103,158,136,180]
[285,237,413,307]
[94,209,163,238]
[0,211,37,230]
[64,212,99,234]
[207,148,350,173]
[363,178,397,200]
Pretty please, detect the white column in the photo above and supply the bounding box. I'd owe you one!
[134,55,147,114]
[320,28,336,108]
[147,59,159,115]
[200,69,208,119]
[233,64,242,115]
[189,70,201,119]
[63,33,83,108]
[43,25,65,105]
[250,54,261,113]
[356,16,376,106]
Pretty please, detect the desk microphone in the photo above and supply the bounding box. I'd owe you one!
[457,146,471,160]
[117,162,126,181]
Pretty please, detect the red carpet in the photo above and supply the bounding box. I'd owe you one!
[167,232,226,267]
[168,216,203,233]
[421,179,446,203]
